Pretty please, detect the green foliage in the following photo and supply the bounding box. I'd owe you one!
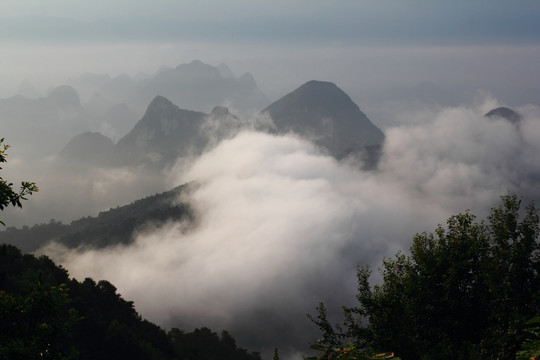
[274,347,280,360]
[310,195,540,360]
[0,244,260,360]
[0,244,176,359]
[0,138,38,226]
[516,316,540,360]
[0,283,79,360]
[307,303,345,348]
[305,343,399,360]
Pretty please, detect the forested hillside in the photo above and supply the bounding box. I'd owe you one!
[0,244,262,360]
[0,184,193,253]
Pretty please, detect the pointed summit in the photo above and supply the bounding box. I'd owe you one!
[144,95,177,115]
[115,97,206,167]
[267,80,355,115]
[115,97,243,168]
[262,80,385,159]
[125,96,204,143]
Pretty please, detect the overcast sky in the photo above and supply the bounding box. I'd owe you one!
[1,1,540,106]
[2,0,540,45]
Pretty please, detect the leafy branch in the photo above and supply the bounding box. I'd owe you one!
[0,138,38,225]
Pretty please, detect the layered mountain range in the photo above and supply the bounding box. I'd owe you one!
[58,78,387,170]
[0,85,89,158]
[67,60,268,116]
[3,60,388,171]
[58,76,525,174]
[2,60,524,233]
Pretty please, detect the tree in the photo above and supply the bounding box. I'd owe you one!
[309,195,540,360]
[516,316,540,360]
[0,138,38,225]
[0,281,79,360]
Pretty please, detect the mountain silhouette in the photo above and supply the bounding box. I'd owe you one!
[45,85,82,109]
[484,106,522,125]
[114,95,243,168]
[57,131,115,166]
[261,80,385,160]
[0,86,89,158]
[0,184,191,256]
[131,60,268,116]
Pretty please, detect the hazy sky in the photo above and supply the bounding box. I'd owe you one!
[2,0,540,44]
[1,0,540,103]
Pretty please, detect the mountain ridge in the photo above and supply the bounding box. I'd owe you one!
[0,184,193,253]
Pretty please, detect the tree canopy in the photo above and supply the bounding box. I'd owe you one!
[0,244,262,360]
[0,138,38,225]
[309,195,540,360]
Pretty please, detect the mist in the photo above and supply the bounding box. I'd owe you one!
[35,96,540,357]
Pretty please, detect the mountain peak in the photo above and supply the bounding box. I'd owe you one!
[175,60,221,77]
[188,59,205,66]
[46,85,81,107]
[211,106,230,116]
[58,131,114,165]
[302,79,338,88]
[262,80,385,159]
[115,97,208,167]
[484,106,522,125]
[146,95,176,112]
[299,80,339,90]
[265,80,361,118]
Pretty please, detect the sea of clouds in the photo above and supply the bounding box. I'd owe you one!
[36,97,540,358]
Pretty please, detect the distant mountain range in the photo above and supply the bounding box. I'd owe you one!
[59,79,386,170]
[130,60,268,116]
[4,58,524,234]
[57,96,245,169]
[67,59,269,117]
[5,60,387,170]
[2,74,391,248]
[0,85,89,158]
